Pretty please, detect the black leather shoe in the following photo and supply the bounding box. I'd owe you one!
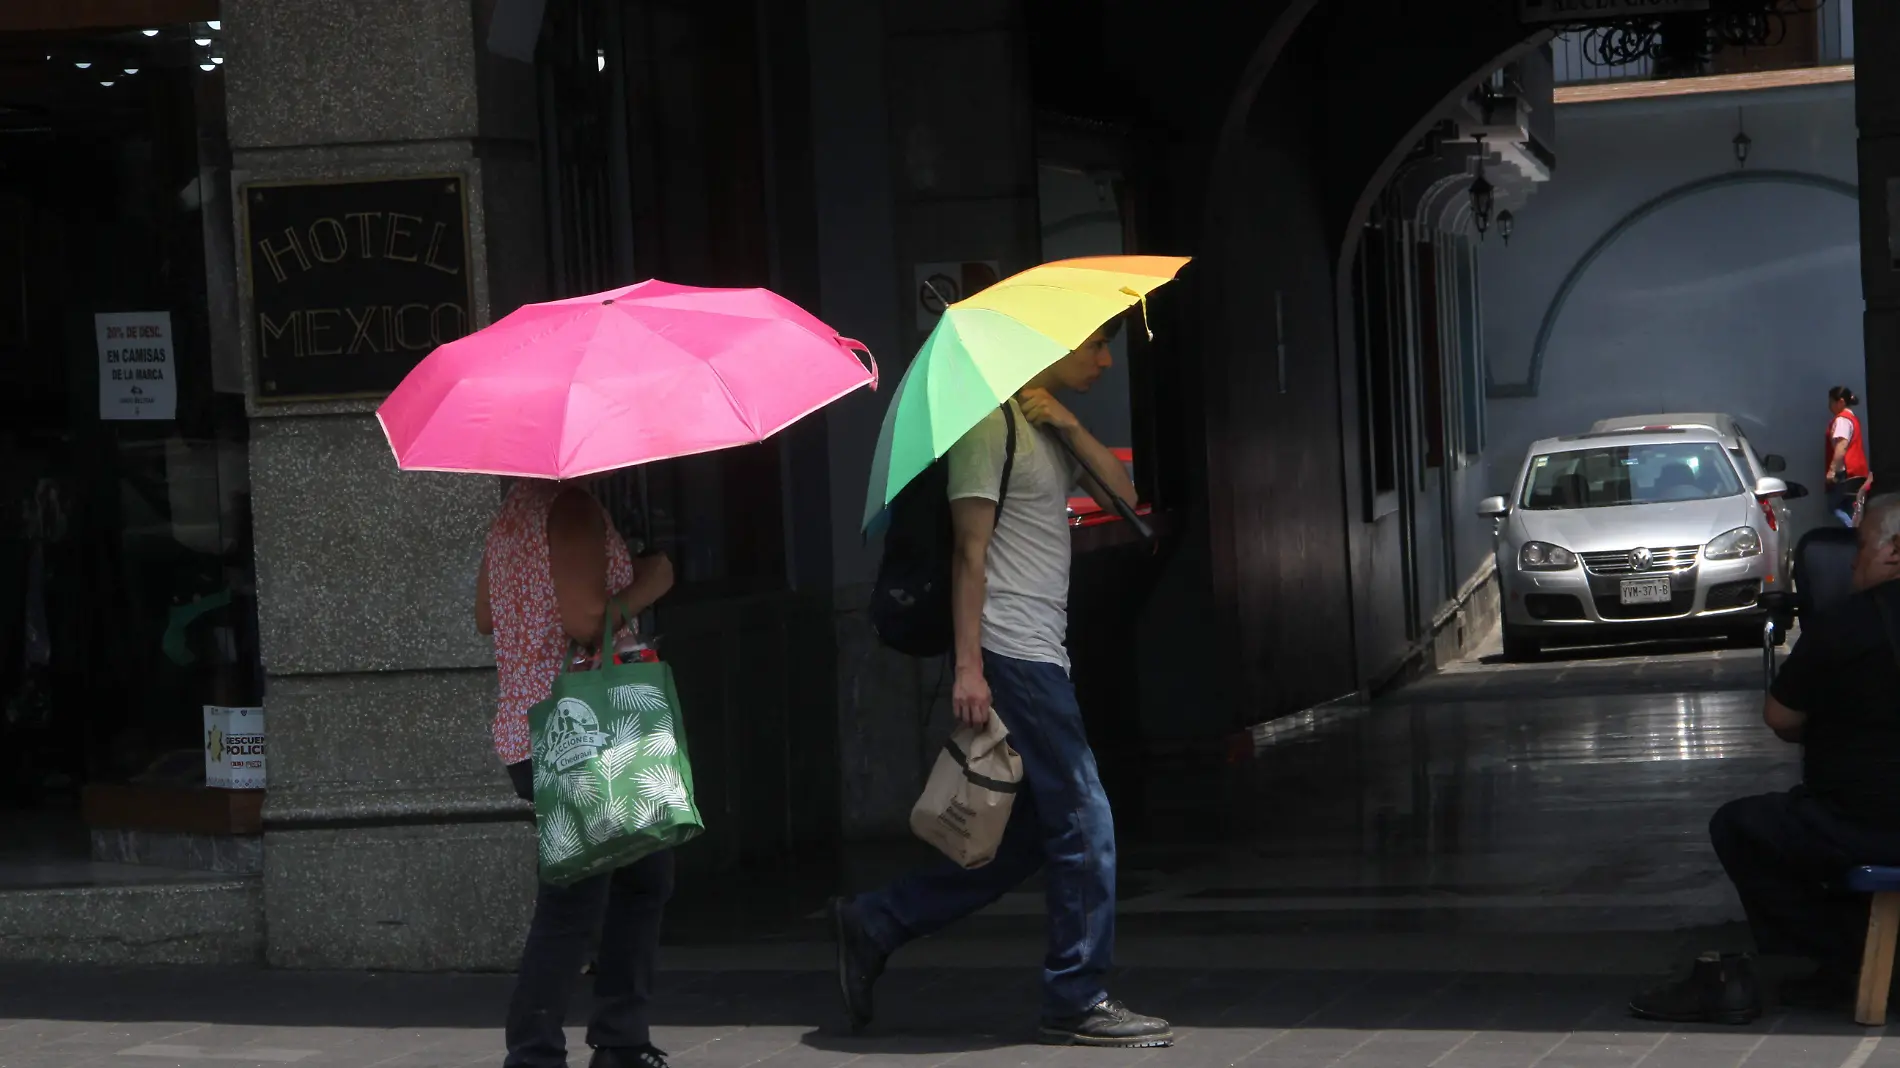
[829,896,886,1033]
[1040,998,1174,1048]
[587,1045,667,1068]
[1629,951,1761,1025]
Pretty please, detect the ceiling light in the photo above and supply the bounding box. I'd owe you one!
[74,61,91,69]
[194,36,212,47]
[99,81,115,87]
[200,62,216,72]
[141,28,159,37]
[207,21,221,30]
[123,68,139,75]
[211,56,224,65]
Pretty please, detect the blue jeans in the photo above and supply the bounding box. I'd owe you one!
[853,650,1117,1017]
[1830,478,1867,527]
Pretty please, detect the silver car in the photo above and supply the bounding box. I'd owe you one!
[1587,412,1808,586]
[1479,427,1794,660]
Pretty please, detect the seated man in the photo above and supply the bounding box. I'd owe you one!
[1631,494,1900,1023]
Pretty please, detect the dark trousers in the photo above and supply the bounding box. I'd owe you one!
[505,760,674,1068]
[854,650,1117,1018]
[1712,790,1900,977]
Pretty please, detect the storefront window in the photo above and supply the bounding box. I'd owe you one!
[0,26,255,819]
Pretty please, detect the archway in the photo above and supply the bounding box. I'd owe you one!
[1488,172,1863,540]
[1496,170,1860,399]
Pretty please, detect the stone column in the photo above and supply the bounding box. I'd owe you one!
[225,0,546,970]
[1858,0,1900,481]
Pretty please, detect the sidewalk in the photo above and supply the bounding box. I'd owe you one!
[0,950,1890,1068]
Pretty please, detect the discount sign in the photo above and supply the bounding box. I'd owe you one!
[96,310,177,421]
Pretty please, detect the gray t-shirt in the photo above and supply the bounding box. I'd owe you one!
[945,400,1080,671]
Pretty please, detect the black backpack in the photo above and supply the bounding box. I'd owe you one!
[870,404,1017,657]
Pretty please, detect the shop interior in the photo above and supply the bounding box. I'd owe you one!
[0,21,258,878]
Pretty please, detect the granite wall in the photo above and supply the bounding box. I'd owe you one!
[225,0,544,970]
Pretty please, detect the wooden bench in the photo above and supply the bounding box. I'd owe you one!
[1850,866,1900,1026]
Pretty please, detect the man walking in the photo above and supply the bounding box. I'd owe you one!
[831,324,1172,1048]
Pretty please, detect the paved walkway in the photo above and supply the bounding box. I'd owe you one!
[6,639,1866,1067]
[0,960,1893,1068]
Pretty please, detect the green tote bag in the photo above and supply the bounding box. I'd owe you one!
[528,614,703,886]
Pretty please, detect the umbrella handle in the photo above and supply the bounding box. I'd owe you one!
[1050,432,1156,543]
[840,339,879,391]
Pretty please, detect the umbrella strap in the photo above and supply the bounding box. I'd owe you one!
[840,338,878,390]
[1121,287,1154,341]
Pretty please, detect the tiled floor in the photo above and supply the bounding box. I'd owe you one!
[0,638,1868,1068]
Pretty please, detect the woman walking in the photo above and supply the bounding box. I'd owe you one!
[1825,386,1871,527]
[477,477,677,1068]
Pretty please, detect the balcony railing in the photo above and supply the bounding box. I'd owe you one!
[1553,0,1853,87]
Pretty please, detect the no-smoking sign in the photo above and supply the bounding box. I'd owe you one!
[912,260,1000,331]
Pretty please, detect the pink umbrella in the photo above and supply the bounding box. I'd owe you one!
[377,280,877,479]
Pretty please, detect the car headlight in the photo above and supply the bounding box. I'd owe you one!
[1705,527,1763,560]
[1519,541,1578,571]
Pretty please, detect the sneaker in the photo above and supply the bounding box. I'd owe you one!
[588,1046,667,1068]
[1628,951,1761,1025]
[829,896,886,1033]
[1039,998,1174,1048]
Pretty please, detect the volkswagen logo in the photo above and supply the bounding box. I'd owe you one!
[1629,547,1652,571]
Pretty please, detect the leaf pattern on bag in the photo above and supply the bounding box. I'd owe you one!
[542,807,583,864]
[560,766,603,807]
[608,715,642,751]
[586,795,631,844]
[531,758,553,797]
[638,707,678,758]
[599,742,638,779]
[631,794,668,830]
[634,765,689,811]
[609,683,668,714]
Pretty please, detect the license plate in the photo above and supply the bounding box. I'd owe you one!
[1620,576,1672,605]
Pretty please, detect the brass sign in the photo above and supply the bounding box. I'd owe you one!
[242,175,473,402]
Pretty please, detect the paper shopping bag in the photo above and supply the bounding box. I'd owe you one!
[910,711,1022,868]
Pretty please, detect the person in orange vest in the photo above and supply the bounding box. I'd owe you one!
[1826,386,1872,527]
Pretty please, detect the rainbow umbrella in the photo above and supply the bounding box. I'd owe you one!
[861,254,1189,531]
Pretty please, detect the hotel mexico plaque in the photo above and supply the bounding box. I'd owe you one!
[242,176,473,402]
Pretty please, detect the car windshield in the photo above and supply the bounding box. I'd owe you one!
[1520,441,1744,510]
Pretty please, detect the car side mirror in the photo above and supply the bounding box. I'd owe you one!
[1754,477,1789,499]
[1762,454,1787,474]
[1782,481,1810,500]
[1478,495,1509,519]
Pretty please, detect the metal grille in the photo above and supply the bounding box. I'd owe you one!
[1551,1,1852,87]
[1581,545,1700,576]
